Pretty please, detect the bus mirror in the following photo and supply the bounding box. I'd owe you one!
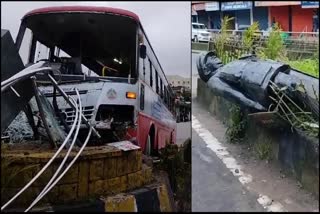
[140,44,146,59]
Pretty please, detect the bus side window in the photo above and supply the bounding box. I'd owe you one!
[155,71,159,94]
[149,59,153,88]
[163,86,166,104]
[169,95,172,112]
[164,87,168,105]
[160,79,163,98]
[171,96,175,113]
[168,92,171,110]
[140,84,145,110]
[167,90,170,108]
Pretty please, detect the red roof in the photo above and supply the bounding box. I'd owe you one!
[22,6,140,22]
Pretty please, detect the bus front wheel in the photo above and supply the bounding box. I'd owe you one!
[145,134,152,156]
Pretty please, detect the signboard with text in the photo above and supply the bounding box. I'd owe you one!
[301,1,319,8]
[221,1,252,11]
[255,1,301,7]
[193,3,205,11]
[205,2,220,11]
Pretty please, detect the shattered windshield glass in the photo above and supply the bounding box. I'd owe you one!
[21,12,138,81]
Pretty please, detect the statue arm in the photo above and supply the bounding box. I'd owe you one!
[207,77,266,111]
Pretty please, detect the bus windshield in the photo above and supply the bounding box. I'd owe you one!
[20,12,138,82]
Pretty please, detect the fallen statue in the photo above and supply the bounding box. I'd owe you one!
[197,52,319,119]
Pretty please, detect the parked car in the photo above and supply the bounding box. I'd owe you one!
[192,22,212,42]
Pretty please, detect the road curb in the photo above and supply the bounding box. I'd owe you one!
[192,50,208,54]
[102,182,175,212]
[19,181,175,212]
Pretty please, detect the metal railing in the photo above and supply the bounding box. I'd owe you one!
[207,29,319,38]
[1,66,99,212]
[192,28,319,60]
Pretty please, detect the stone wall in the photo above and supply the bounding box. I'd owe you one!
[191,42,209,51]
[4,179,175,212]
[197,78,319,197]
[104,182,174,212]
[1,144,153,208]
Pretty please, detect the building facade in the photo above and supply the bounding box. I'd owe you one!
[192,1,319,32]
[167,75,191,90]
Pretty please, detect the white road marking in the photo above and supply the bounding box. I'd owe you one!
[192,115,287,212]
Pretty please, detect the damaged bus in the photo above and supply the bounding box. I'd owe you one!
[16,6,177,155]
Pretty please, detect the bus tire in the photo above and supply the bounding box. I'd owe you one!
[145,134,152,156]
[145,127,155,156]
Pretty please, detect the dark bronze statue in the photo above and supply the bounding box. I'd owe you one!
[197,52,319,118]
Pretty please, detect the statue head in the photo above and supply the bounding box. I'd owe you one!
[197,51,223,82]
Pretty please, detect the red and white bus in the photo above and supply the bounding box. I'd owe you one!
[16,6,177,155]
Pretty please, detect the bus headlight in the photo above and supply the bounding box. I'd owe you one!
[126,92,137,99]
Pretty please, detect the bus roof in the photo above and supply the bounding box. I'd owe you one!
[22,6,140,22]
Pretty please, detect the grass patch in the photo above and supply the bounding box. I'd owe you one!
[253,140,273,160]
[226,105,247,143]
[287,59,319,78]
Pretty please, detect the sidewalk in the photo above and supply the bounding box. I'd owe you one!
[192,49,207,54]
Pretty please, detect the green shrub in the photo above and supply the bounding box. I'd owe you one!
[226,105,247,143]
[157,141,191,212]
[214,16,234,62]
[254,141,273,160]
[242,21,260,52]
[258,23,287,61]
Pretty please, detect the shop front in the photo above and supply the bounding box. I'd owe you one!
[205,2,220,29]
[255,1,301,31]
[192,4,198,23]
[253,2,269,30]
[301,1,319,33]
[192,2,208,26]
[220,1,253,30]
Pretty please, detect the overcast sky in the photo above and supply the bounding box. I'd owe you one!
[1,1,191,78]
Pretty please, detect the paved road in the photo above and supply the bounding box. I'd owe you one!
[192,129,264,212]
